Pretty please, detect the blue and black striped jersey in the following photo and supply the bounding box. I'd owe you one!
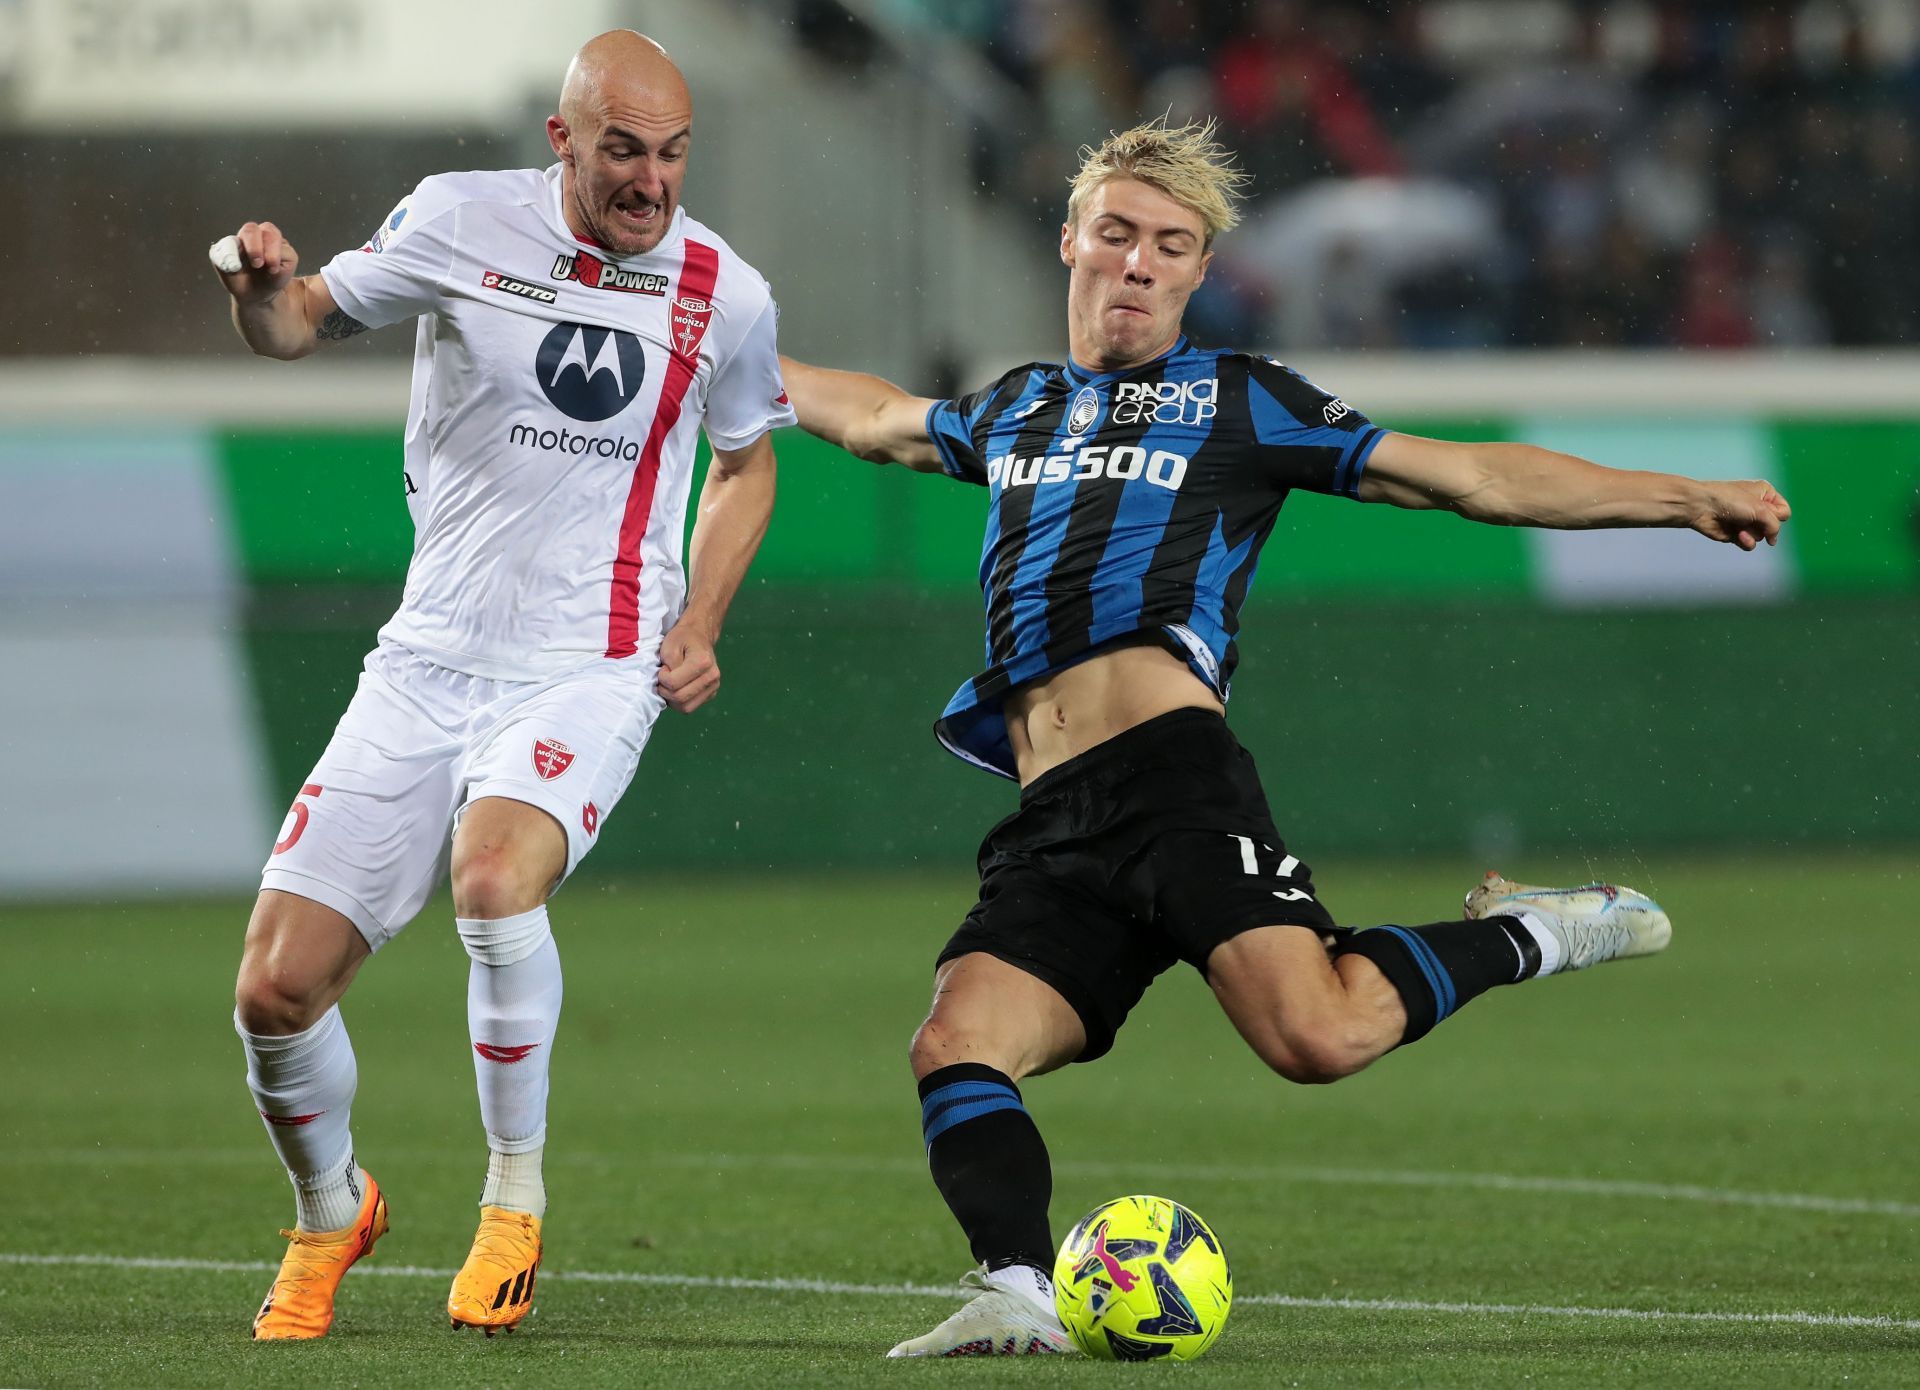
[924,335,1385,778]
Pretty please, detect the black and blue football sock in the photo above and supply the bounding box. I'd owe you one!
[1332,917,1540,1046]
[919,1062,1054,1273]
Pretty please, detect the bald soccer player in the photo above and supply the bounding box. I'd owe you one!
[214,31,794,1338]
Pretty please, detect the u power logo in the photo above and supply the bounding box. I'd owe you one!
[536,322,647,421]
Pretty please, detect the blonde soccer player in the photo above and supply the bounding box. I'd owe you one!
[780,119,1790,1357]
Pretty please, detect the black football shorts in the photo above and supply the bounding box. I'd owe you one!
[938,707,1338,1061]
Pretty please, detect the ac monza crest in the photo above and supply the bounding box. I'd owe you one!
[671,295,713,361]
[532,737,575,781]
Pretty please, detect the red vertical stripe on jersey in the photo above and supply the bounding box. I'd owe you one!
[605,239,720,659]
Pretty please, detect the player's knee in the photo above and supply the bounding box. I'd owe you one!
[910,1012,1012,1079]
[909,1013,1043,1082]
[450,845,545,920]
[1253,1023,1375,1087]
[234,892,365,1034]
[908,1016,965,1078]
[233,956,330,1035]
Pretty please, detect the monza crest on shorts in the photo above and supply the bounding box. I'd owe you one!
[532,737,576,781]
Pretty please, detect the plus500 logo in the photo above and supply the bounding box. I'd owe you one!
[1112,377,1216,425]
[988,444,1189,491]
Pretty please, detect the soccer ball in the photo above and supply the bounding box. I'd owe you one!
[1052,1194,1232,1361]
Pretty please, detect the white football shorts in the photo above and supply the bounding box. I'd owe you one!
[259,639,664,950]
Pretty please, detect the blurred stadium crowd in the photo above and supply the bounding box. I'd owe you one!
[804,0,1918,352]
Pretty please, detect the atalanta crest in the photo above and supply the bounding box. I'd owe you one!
[1067,386,1101,437]
[532,737,575,781]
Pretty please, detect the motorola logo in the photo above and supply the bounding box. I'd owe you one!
[535,322,648,422]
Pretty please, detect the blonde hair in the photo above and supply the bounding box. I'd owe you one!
[1066,118,1249,248]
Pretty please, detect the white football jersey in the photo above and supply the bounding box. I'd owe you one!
[320,165,796,680]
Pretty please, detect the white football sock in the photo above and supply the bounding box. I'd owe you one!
[459,906,562,1217]
[237,1004,363,1232]
[1510,910,1565,977]
[295,1158,369,1235]
[483,1146,548,1216]
[984,1262,1057,1318]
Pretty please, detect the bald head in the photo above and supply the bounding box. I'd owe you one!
[558,30,690,130]
[548,30,694,257]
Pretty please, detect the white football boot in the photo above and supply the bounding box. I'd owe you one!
[886,1267,1074,1358]
[1464,871,1672,973]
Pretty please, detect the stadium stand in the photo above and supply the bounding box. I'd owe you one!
[799,0,1920,351]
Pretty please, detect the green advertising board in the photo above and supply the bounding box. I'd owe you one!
[212,420,1920,867]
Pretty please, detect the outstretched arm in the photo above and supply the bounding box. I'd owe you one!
[213,220,367,361]
[778,356,944,472]
[1359,434,1791,550]
[656,430,777,714]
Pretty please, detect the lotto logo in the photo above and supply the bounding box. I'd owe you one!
[1111,377,1216,425]
[481,270,558,304]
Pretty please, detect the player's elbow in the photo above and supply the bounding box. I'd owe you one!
[1369,438,1510,523]
[846,406,906,466]
[231,317,316,362]
[1445,452,1516,525]
[250,339,316,363]
[845,431,935,471]
[846,433,896,466]
[229,296,320,363]
[1453,444,1595,528]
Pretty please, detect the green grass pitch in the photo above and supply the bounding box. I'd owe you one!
[3,854,1916,1386]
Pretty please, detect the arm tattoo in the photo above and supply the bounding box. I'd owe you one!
[316,308,370,342]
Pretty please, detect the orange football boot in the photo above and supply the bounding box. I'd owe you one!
[448,1206,542,1335]
[251,1171,389,1340]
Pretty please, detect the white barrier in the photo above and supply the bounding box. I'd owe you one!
[1,352,1916,426]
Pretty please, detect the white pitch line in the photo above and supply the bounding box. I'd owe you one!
[11,1146,1917,1219]
[1238,1293,1920,1332]
[1174,1163,1920,1221]
[2,1253,1915,1333]
[666,1151,1920,1220]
